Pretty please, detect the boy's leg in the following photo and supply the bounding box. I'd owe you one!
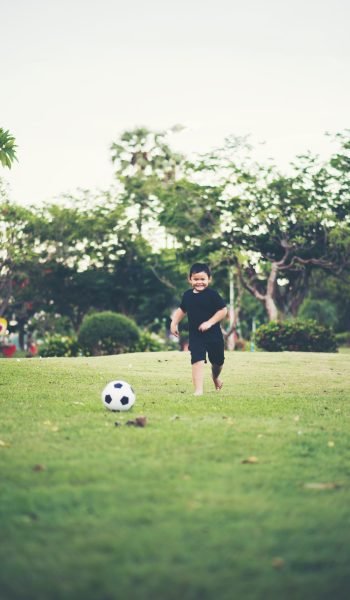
[190,338,206,395]
[192,361,205,396]
[208,341,225,391]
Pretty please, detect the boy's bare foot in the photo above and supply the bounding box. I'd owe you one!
[211,365,223,392]
[213,378,223,391]
[193,390,203,396]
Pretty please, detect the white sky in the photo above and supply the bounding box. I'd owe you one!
[1,0,349,205]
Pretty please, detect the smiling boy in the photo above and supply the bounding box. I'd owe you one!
[170,262,227,395]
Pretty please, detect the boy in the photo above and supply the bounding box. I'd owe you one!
[170,262,227,395]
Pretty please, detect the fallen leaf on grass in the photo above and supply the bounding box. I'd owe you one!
[126,417,147,428]
[187,500,201,511]
[43,420,59,432]
[272,557,285,569]
[0,439,11,448]
[241,456,259,464]
[303,482,340,490]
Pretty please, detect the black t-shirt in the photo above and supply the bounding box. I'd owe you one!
[179,288,226,342]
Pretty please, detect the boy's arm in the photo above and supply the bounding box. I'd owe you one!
[170,308,186,338]
[198,307,227,332]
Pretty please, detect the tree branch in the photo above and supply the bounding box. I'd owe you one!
[236,262,266,301]
[150,266,176,289]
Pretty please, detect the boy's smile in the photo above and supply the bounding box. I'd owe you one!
[189,271,211,293]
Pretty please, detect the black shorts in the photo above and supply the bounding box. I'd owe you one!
[189,337,225,366]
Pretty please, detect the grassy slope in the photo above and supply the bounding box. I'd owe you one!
[0,351,350,600]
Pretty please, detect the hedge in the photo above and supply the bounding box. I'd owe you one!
[255,320,338,352]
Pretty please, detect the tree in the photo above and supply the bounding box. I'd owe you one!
[110,126,184,234]
[0,128,18,169]
[1,189,184,341]
[157,178,223,257]
[156,134,350,321]
[223,156,350,320]
[0,201,38,315]
[0,200,44,347]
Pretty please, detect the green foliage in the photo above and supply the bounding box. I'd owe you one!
[38,334,81,357]
[28,311,74,338]
[110,126,184,233]
[335,331,350,347]
[134,330,164,352]
[1,201,43,323]
[299,298,338,328]
[1,195,182,337]
[0,128,18,169]
[302,270,350,333]
[78,311,140,356]
[157,179,223,254]
[255,319,338,352]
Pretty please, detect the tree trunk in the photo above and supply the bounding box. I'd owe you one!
[265,295,279,321]
[237,260,280,322]
[265,262,279,321]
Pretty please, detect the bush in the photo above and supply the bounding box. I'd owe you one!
[28,311,74,338]
[255,320,338,353]
[78,311,140,356]
[134,330,164,352]
[39,335,81,358]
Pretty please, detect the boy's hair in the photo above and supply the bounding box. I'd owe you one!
[189,262,211,277]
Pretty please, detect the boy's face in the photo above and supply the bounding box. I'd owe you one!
[188,271,211,293]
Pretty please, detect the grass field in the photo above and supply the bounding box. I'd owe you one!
[1,350,350,600]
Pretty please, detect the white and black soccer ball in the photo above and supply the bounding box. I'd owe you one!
[101,380,136,412]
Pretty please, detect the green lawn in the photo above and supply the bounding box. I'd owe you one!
[1,351,350,600]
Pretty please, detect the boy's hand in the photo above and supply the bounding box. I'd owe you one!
[198,321,212,332]
[170,323,179,337]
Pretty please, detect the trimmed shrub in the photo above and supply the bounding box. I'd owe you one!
[78,311,140,356]
[39,335,81,358]
[255,320,338,353]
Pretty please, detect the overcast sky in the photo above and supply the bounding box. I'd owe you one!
[2,0,349,205]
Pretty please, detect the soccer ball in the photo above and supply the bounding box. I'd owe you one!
[101,380,136,412]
